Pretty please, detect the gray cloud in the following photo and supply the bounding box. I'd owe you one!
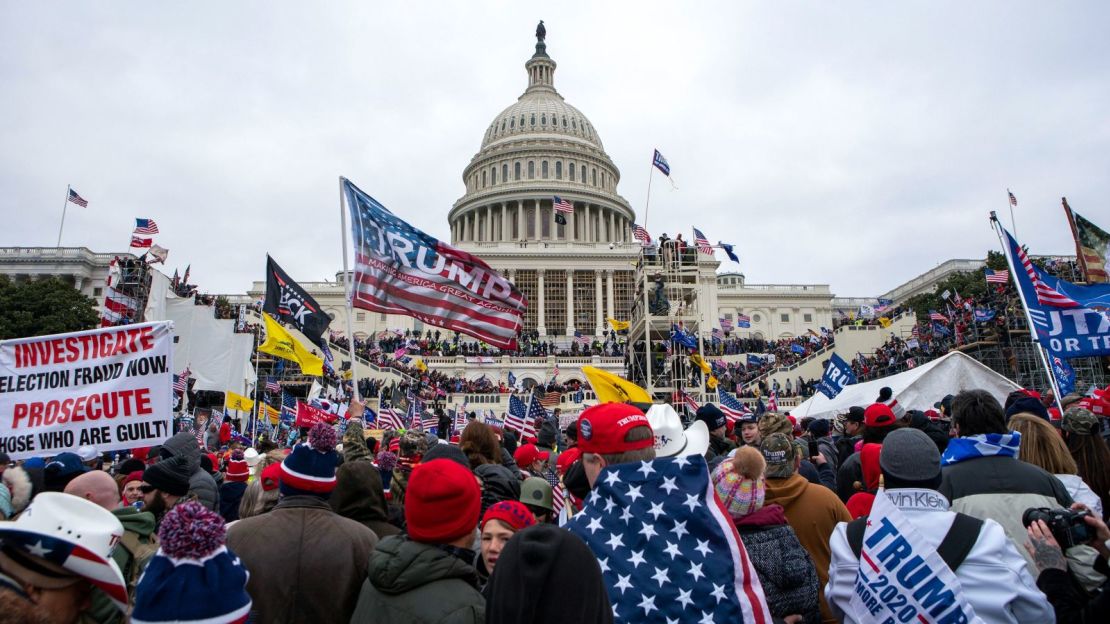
[2,1,1107,298]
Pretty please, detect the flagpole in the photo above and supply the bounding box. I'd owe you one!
[251,328,260,443]
[56,185,71,247]
[1006,189,1018,240]
[642,160,655,230]
[989,213,1064,413]
[338,176,361,403]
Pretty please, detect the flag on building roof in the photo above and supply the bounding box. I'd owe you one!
[719,242,739,263]
[985,268,1010,284]
[737,314,751,328]
[632,223,652,246]
[133,218,159,234]
[553,196,574,214]
[718,389,752,423]
[574,330,591,346]
[342,178,526,350]
[130,236,152,248]
[652,149,671,176]
[67,188,88,207]
[692,228,713,255]
[565,456,771,623]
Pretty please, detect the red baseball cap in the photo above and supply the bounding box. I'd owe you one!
[864,403,896,428]
[513,443,550,467]
[576,404,653,455]
[556,447,582,475]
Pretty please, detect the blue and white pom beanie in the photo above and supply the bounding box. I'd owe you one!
[279,422,339,497]
[131,502,252,624]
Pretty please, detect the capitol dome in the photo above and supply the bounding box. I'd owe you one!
[449,32,634,247]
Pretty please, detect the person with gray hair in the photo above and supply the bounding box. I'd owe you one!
[827,428,1053,623]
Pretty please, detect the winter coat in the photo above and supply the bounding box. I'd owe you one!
[0,466,31,519]
[835,451,863,502]
[815,436,839,473]
[537,415,564,450]
[939,454,1072,575]
[827,488,1053,623]
[83,507,157,624]
[764,473,852,624]
[227,495,378,624]
[733,505,821,624]
[331,459,401,538]
[474,463,521,515]
[908,412,949,453]
[1055,473,1103,518]
[709,434,737,458]
[499,447,519,473]
[350,535,485,624]
[160,431,220,511]
[833,435,859,468]
[218,480,247,523]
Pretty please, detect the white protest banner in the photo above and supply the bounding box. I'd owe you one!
[848,490,983,623]
[0,322,174,460]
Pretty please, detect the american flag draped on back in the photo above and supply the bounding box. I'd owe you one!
[342,178,526,349]
[692,228,714,255]
[565,456,770,623]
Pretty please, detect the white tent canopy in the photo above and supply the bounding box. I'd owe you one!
[793,351,1021,421]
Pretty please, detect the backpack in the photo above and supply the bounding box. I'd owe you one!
[118,530,160,598]
[846,512,983,571]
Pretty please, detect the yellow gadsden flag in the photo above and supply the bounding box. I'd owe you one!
[582,366,652,405]
[259,313,324,376]
[878,317,892,328]
[607,318,630,332]
[688,354,711,374]
[225,391,254,412]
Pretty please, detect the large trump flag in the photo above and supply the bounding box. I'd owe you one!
[342,178,526,350]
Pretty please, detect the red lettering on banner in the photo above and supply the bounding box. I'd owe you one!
[11,327,160,369]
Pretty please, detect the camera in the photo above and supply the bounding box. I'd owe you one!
[1022,507,1092,549]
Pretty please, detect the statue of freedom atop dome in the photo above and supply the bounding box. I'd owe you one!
[536,20,546,42]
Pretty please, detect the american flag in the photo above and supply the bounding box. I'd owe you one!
[553,196,574,214]
[280,391,298,424]
[632,223,652,245]
[906,357,917,369]
[574,330,592,346]
[538,390,562,409]
[265,378,280,395]
[737,314,751,328]
[1008,189,1018,206]
[677,390,699,416]
[506,395,538,439]
[565,456,771,623]
[454,400,468,431]
[1010,232,1080,308]
[528,393,551,432]
[692,228,714,255]
[100,287,139,327]
[172,366,191,394]
[421,412,438,431]
[711,328,723,341]
[767,390,778,412]
[133,218,159,234]
[392,346,407,359]
[719,317,733,332]
[67,188,88,208]
[551,482,567,516]
[985,268,1010,284]
[552,364,560,379]
[378,407,404,431]
[130,236,152,248]
[928,310,948,323]
[911,325,921,338]
[717,390,752,423]
[343,178,526,350]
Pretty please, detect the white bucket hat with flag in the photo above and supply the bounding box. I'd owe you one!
[646,403,710,458]
[0,492,128,612]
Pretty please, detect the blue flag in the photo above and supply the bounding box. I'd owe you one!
[790,343,806,356]
[718,242,739,263]
[817,353,857,399]
[670,324,698,350]
[1000,225,1110,358]
[747,354,765,367]
[932,322,951,337]
[1051,355,1076,396]
[973,308,996,322]
[507,371,517,388]
[652,149,671,176]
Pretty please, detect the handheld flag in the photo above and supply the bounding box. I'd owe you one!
[607,318,630,331]
[736,314,751,328]
[259,312,324,376]
[817,353,857,399]
[146,245,169,264]
[133,218,159,234]
[225,391,254,412]
[342,178,526,350]
[652,149,670,176]
[692,228,713,255]
[264,255,333,350]
[1063,198,1109,282]
[130,236,152,248]
[581,366,652,405]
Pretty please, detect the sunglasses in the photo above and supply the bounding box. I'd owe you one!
[139,484,155,494]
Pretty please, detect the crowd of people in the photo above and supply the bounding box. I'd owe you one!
[3,377,1109,624]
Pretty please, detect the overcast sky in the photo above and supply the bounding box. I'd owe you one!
[2,2,1107,298]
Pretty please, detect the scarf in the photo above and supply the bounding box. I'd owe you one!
[940,432,1021,466]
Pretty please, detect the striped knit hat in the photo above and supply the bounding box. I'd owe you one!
[279,423,339,497]
[711,446,766,519]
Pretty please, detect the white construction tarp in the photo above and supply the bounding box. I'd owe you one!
[142,269,173,323]
[793,351,1020,420]
[161,297,256,396]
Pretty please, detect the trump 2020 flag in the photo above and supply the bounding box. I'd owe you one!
[342,178,526,350]
[817,352,857,399]
[566,455,770,623]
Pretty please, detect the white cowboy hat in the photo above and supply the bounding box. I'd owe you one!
[646,404,710,458]
[0,492,128,612]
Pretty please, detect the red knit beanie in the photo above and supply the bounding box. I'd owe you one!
[226,451,249,482]
[481,501,536,532]
[405,459,480,544]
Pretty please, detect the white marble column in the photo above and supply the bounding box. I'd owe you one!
[608,210,616,243]
[595,270,604,335]
[537,269,547,335]
[584,204,592,242]
[500,203,507,241]
[485,206,492,241]
[606,270,615,321]
[549,200,556,240]
[533,200,541,240]
[566,271,575,334]
[516,201,524,241]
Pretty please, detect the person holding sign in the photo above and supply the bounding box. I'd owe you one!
[826,428,1053,623]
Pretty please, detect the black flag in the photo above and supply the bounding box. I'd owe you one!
[554,212,567,226]
[263,255,332,346]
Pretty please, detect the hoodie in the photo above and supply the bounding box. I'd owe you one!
[350,535,484,623]
[160,431,219,511]
[331,460,401,538]
[764,473,852,624]
[84,506,157,623]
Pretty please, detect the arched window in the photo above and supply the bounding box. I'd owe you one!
[502,164,509,182]
[592,168,597,186]
[569,162,576,181]
[490,167,496,185]
[530,114,536,126]
[572,118,577,130]
[555,161,562,179]
[510,117,515,129]
[528,161,535,179]
[541,161,548,179]
[520,115,525,127]
[481,171,486,187]
[501,120,506,132]
[562,116,568,127]
[580,164,587,182]
[514,162,521,181]
[541,114,547,125]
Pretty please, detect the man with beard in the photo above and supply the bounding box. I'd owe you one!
[139,456,192,530]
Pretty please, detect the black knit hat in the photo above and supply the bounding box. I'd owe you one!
[143,456,191,497]
[696,404,728,431]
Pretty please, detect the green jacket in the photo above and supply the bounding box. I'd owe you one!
[350,535,484,624]
[82,507,157,624]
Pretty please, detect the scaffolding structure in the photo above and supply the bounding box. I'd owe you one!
[108,256,153,326]
[627,243,716,405]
